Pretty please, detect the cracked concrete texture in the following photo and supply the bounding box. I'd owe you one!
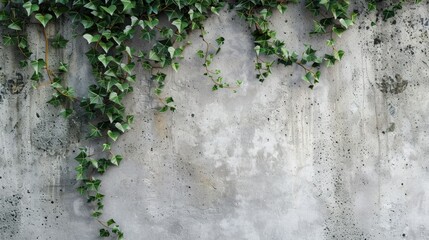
[1,2,429,240]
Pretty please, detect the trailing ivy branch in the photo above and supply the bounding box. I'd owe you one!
[0,0,421,238]
[198,28,242,91]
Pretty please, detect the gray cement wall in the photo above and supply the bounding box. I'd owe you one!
[1,3,429,240]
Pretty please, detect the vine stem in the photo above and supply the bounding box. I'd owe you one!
[42,27,53,83]
[199,29,239,90]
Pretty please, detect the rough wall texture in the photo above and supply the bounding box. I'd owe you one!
[1,2,429,240]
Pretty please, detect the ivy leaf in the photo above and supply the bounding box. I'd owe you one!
[99,229,110,237]
[102,143,111,151]
[101,5,117,15]
[23,1,39,16]
[35,13,53,28]
[60,108,73,118]
[83,34,101,44]
[172,19,188,33]
[339,18,353,29]
[8,22,22,31]
[111,155,123,166]
[89,90,103,105]
[159,105,168,112]
[52,34,68,48]
[31,59,45,75]
[98,54,114,67]
[121,0,135,12]
[90,159,99,169]
[144,18,159,29]
[148,50,160,61]
[196,50,204,58]
[166,97,174,104]
[216,37,225,46]
[334,50,345,60]
[115,122,126,132]
[99,41,114,53]
[107,130,120,141]
[168,47,176,59]
[58,62,68,72]
[89,124,102,138]
[277,4,287,14]
[120,63,135,74]
[75,148,88,162]
[109,92,121,104]
[172,62,179,72]
[107,219,116,226]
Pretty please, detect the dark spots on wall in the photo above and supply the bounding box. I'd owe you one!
[374,38,382,45]
[377,74,408,94]
[0,72,27,104]
[0,194,22,239]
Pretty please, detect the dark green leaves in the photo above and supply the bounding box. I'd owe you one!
[100,5,117,16]
[31,59,45,75]
[35,13,53,28]
[23,2,40,16]
[52,34,68,48]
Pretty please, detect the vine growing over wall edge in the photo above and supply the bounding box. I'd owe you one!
[0,0,421,238]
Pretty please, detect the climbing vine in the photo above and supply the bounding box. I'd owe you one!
[0,0,421,238]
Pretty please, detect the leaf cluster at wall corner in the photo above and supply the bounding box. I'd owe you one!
[0,0,421,238]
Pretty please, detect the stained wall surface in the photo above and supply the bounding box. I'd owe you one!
[1,3,429,240]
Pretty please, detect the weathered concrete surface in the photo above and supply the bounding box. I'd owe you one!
[2,2,429,240]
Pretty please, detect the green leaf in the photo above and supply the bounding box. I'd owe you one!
[88,91,103,105]
[92,210,102,218]
[101,5,117,15]
[52,34,68,48]
[172,62,179,72]
[35,13,53,28]
[148,50,160,61]
[107,130,119,141]
[216,37,225,46]
[165,97,174,104]
[277,4,287,14]
[98,54,114,67]
[111,155,123,166]
[90,159,99,169]
[89,124,102,138]
[83,34,101,44]
[196,50,204,58]
[8,22,22,31]
[109,92,121,104]
[99,41,114,53]
[334,50,345,61]
[302,72,312,83]
[23,1,39,16]
[58,62,68,72]
[144,18,159,29]
[121,0,135,12]
[172,19,188,33]
[102,143,111,151]
[107,219,116,226]
[31,59,45,75]
[115,122,127,133]
[159,105,168,112]
[99,229,110,237]
[60,108,73,118]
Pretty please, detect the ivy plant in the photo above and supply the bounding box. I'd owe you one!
[0,0,420,238]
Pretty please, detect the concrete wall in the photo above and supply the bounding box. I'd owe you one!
[1,3,429,240]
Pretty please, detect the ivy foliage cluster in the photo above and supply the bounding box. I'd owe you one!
[0,0,421,238]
